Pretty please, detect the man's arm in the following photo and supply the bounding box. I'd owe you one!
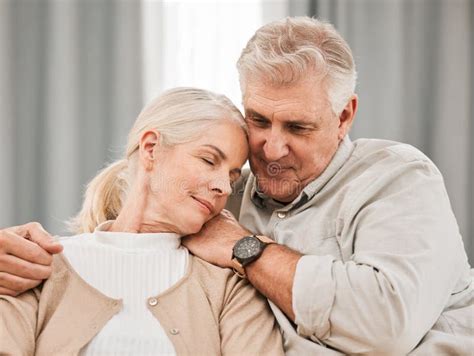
[0,222,62,295]
[245,243,301,321]
[182,210,301,321]
[183,159,470,354]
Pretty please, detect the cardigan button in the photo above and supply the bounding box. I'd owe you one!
[148,297,158,306]
[170,328,180,335]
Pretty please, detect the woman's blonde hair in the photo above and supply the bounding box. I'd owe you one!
[237,16,357,116]
[69,87,246,234]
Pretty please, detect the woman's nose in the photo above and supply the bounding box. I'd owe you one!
[210,175,232,196]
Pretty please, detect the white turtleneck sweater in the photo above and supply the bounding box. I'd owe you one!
[59,221,188,356]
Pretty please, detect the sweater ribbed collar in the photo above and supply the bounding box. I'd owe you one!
[93,220,181,251]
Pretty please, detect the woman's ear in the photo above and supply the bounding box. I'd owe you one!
[138,130,161,171]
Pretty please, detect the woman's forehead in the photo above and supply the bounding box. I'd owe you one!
[191,124,248,161]
[194,122,246,144]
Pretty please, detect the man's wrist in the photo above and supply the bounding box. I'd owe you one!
[231,234,276,278]
[245,240,278,269]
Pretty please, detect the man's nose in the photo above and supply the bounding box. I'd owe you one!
[263,130,289,161]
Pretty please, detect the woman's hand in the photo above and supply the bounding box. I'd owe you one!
[181,210,250,269]
[0,222,63,296]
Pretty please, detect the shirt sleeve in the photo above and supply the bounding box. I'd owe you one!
[292,157,469,354]
[219,274,285,356]
[0,289,39,354]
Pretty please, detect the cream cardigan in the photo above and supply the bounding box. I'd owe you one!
[0,253,284,355]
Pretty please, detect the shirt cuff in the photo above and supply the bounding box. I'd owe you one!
[293,254,336,340]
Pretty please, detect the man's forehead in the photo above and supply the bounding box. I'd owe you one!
[243,80,327,111]
[245,107,318,122]
[246,93,306,108]
[244,91,326,122]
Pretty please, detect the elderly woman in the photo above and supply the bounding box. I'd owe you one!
[0,88,283,355]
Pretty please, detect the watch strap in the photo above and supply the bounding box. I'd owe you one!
[255,235,275,245]
[231,257,247,278]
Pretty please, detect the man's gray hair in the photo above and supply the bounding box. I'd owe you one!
[237,16,357,115]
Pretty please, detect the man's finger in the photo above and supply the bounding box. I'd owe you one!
[7,222,63,255]
[0,286,20,296]
[0,254,52,280]
[0,230,53,265]
[0,272,42,293]
[221,209,234,218]
[38,238,63,254]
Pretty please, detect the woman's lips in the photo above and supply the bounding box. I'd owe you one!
[191,196,213,215]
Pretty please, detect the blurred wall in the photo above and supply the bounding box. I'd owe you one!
[0,0,143,234]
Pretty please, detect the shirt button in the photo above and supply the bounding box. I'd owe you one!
[170,328,180,335]
[148,297,158,306]
[277,212,287,219]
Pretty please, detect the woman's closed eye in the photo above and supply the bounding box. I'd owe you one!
[202,157,215,166]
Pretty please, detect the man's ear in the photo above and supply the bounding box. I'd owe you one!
[138,130,161,171]
[338,94,358,140]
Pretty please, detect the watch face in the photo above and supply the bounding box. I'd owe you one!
[234,236,261,260]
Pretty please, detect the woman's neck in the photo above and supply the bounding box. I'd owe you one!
[110,181,176,234]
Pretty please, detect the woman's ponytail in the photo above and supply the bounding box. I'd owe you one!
[68,159,129,233]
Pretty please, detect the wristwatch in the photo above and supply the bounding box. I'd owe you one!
[231,235,275,278]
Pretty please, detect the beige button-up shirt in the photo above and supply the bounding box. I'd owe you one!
[234,136,473,355]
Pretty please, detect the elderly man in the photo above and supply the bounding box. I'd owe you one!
[0,17,472,355]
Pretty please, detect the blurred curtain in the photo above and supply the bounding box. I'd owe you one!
[288,0,473,263]
[141,1,265,109]
[0,0,143,234]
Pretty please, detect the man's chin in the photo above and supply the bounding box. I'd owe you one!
[256,178,301,203]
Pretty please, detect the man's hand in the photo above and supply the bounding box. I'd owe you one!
[183,210,300,321]
[0,222,63,296]
[182,210,251,269]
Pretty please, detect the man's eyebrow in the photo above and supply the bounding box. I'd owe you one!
[285,119,319,126]
[246,109,318,125]
[245,109,269,120]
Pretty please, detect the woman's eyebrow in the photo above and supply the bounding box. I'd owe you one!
[201,144,242,176]
[202,144,227,160]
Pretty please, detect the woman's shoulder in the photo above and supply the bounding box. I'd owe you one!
[190,255,234,280]
[49,233,93,281]
[189,256,251,297]
[55,232,91,245]
[50,253,75,280]
[50,233,91,270]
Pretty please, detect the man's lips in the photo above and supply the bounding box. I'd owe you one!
[256,158,293,174]
[191,196,214,215]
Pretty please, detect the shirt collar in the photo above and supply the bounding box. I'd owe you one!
[250,135,355,209]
